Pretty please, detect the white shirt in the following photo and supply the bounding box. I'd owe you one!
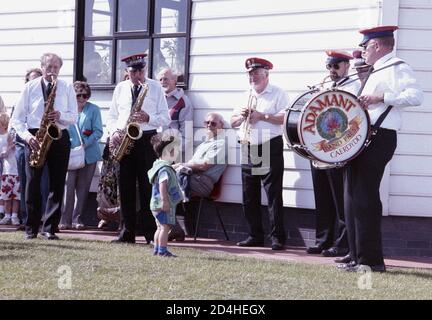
[107,78,170,135]
[11,76,78,142]
[363,52,423,130]
[0,133,18,175]
[233,83,289,145]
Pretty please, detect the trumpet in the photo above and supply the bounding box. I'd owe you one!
[239,89,257,145]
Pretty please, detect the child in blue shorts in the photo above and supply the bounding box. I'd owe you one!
[148,133,183,257]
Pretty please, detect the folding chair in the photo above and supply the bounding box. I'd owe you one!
[193,175,229,242]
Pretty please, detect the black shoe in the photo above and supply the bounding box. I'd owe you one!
[25,233,37,240]
[40,232,59,240]
[322,247,349,257]
[236,237,264,247]
[111,237,135,244]
[345,264,386,273]
[335,254,352,264]
[271,238,284,251]
[306,245,325,254]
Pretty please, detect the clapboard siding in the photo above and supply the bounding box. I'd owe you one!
[1,1,429,216]
[189,0,380,207]
[387,0,432,217]
[0,1,75,108]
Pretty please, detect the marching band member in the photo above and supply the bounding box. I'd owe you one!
[11,53,78,240]
[307,50,359,258]
[341,26,423,272]
[107,53,170,244]
[231,57,288,251]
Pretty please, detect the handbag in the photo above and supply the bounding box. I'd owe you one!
[68,124,85,170]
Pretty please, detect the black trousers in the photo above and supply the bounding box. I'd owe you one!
[344,128,397,266]
[118,130,157,242]
[310,164,347,250]
[241,136,285,242]
[25,129,70,235]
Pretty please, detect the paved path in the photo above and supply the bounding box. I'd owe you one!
[2,226,432,270]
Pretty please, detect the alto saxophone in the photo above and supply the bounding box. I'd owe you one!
[239,89,257,145]
[111,82,149,162]
[29,76,62,168]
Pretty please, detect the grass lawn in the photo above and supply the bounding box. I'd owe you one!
[1,232,432,300]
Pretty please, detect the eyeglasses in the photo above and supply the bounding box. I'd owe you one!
[326,63,340,70]
[76,94,89,99]
[204,120,218,127]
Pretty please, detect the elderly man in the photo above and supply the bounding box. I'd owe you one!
[107,53,170,244]
[340,26,423,272]
[157,68,193,162]
[174,112,227,200]
[307,50,359,258]
[231,57,288,251]
[11,53,78,240]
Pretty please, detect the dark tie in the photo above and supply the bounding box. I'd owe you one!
[46,82,53,96]
[133,85,140,100]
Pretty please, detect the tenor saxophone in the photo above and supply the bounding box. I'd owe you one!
[29,76,62,168]
[111,82,149,162]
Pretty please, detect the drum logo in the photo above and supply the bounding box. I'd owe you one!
[300,91,368,163]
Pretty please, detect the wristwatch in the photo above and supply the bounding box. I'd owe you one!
[264,114,270,120]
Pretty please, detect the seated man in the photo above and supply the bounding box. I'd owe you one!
[171,112,227,238]
[174,112,227,199]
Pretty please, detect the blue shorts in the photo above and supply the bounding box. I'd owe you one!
[153,210,175,226]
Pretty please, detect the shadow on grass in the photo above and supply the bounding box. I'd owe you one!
[387,268,432,280]
[0,239,91,252]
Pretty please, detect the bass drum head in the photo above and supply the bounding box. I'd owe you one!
[299,89,370,164]
[283,89,318,159]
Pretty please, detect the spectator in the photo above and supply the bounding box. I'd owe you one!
[60,81,103,230]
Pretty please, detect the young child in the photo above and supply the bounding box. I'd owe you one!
[148,133,183,257]
[0,113,20,226]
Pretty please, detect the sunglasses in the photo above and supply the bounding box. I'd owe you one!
[204,120,218,127]
[326,63,340,70]
[76,94,89,99]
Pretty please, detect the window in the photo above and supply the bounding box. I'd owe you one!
[75,0,192,88]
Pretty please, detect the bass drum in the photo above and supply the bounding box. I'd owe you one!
[284,89,371,168]
[283,89,319,161]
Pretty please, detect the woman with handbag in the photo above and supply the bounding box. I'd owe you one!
[59,81,103,230]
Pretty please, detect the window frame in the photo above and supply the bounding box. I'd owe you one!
[74,0,192,90]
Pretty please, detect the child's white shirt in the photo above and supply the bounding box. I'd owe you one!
[0,133,18,175]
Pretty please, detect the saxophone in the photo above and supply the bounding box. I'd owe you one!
[111,82,149,162]
[29,77,62,168]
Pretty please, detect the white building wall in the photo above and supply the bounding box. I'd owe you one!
[388,0,432,216]
[189,0,382,209]
[0,0,429,217]
[0,1,76,109]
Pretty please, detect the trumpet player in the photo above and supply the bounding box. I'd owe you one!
[231,57,288,251]
[307,50,359,258]
[107,53,170,244]
[11,53,78,240]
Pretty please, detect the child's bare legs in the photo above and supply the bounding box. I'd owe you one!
[153,220,162,255]
[4,199,11,215]
[0,199,4,218]
[158,224,174,256]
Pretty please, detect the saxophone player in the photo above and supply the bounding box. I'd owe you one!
[107,53,170,244]
[11,53,78,240]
